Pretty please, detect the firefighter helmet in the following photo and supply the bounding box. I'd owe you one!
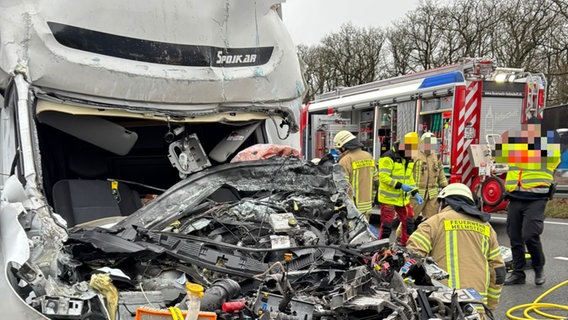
[333,130,357,149]
[404,132,419,145]
[398,132,419,151]
[438,183,473,202]
[420,132,437,145]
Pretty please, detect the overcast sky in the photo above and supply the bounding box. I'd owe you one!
[281,0,421,46]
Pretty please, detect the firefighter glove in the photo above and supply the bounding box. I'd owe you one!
[414,194,424,205]
[401,184,414,192]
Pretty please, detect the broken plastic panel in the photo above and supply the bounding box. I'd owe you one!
[37,111,138,156]
[208,122,260,163]
[168,133,211,178]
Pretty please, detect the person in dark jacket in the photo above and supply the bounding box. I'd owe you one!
[497,124,561,286]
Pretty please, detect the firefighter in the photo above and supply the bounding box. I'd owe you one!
[406,183,506,315]
[333,130,376,219]
[395,132,448,242]
[501,124,561,286]
[377,132,423,246]
[412,132,448,218]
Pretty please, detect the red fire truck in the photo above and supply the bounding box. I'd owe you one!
[302,58,547,213]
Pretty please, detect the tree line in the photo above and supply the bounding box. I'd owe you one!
[297,0,568,106]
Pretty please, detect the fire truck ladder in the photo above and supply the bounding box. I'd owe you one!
[525,73,547,120]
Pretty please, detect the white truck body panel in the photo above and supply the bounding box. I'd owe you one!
[0,0,304,130]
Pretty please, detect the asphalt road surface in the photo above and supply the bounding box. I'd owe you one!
[490,214,568,320]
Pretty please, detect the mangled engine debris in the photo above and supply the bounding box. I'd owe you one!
[7,158,487,319]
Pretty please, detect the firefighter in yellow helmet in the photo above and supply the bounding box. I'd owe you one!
[395,132,448,242]
[377,132,423,246]
[333,130,377,219]
[406,183,506,315]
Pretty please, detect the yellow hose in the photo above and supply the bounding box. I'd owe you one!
[506,280,568,319]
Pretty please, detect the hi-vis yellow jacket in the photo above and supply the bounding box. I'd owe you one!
[378,150,417,206]
[504,166,555,194]
[414,151,448,199]
[338,148,377,213]
[406,207,505,311]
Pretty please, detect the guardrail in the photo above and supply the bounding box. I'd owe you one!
[555,185,568,199]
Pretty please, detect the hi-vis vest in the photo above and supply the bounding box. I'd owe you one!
[378,152,417,206]
[504,166,554,194]
[338,149,377,213]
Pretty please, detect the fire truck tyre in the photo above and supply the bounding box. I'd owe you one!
[481,176,505,207]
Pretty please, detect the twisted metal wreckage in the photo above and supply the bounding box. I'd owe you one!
[0,0,492,318]
[2,157,490,320]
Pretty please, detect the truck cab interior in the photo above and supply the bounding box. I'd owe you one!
[36,108,266,227]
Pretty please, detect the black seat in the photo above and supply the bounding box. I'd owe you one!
[52,180,142,227]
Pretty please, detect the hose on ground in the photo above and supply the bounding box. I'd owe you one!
[506,280,568,319]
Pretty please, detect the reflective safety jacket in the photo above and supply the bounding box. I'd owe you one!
[505,166,555,194]
[414,151,448,200]
[406,206,505,311]
[338,148,377,213]
[377,149,417,206]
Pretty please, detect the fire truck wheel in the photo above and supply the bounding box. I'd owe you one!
[481,176,505,207]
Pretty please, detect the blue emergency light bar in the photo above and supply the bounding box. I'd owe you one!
[419,71,464,89]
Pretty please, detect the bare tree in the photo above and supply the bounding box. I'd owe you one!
[297,44,333,104]
[319,22,387,88]
[298,0,568,105]
[440,0,498,61]
[386,22,419,76]
[490,0,557,67]
[538,0,568,105]
[390,1,443,71]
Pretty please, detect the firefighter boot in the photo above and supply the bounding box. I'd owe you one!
[504,272,526,285]
[534,268,545,285]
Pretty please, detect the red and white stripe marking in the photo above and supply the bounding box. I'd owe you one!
[454,81,481,185]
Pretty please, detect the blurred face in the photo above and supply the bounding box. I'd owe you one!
[398,141,418,158]
[420,136,438,155]
[495,123,561,170]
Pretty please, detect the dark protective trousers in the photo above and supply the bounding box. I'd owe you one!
[506,198,547,275]
[379,203,414,246]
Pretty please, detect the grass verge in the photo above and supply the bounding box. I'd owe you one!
[484,198,568,219]
[546,198,568,219]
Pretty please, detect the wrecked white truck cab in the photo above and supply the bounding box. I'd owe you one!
[0,0,306,319]
[0,0,305,211]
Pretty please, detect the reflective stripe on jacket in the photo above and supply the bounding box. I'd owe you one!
[378,151,416,206]
[406,206,504,311]
[338,148,377,212]
[504,166,554,194]
[413,151,448,199]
